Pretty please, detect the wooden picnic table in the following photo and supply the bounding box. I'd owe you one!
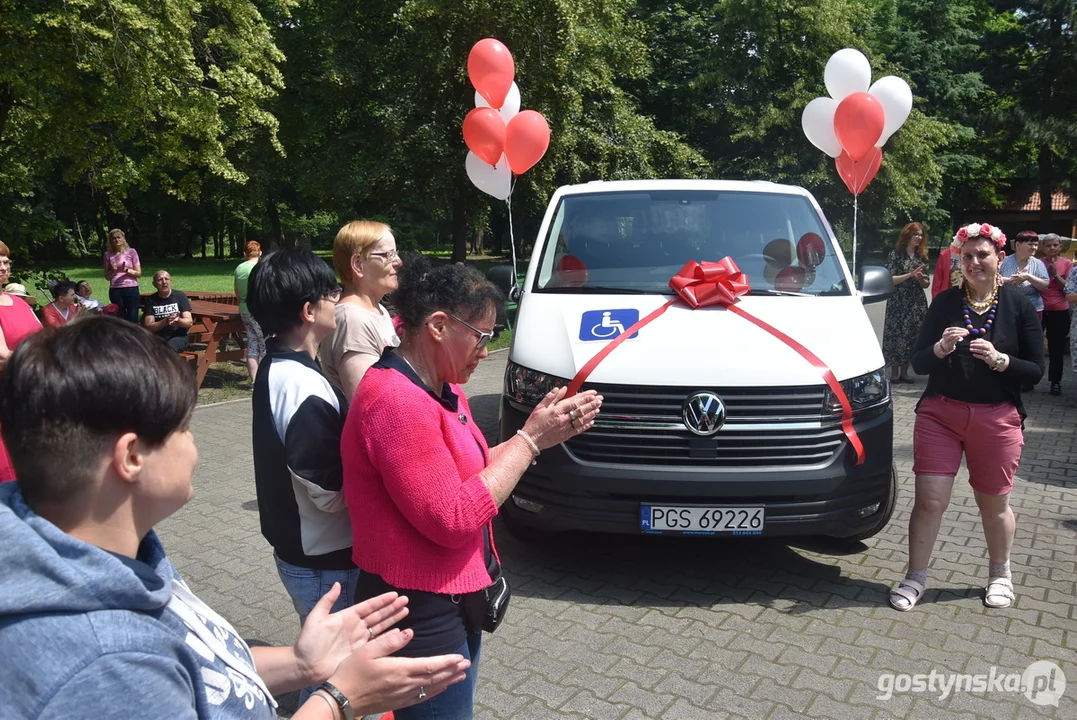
[186,299,247,389]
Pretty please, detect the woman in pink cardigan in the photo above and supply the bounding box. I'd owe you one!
[341,254,602,719]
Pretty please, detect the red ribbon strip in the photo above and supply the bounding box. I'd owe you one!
[565,258,866,466]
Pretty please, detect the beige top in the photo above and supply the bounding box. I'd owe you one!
[319,302,399,392]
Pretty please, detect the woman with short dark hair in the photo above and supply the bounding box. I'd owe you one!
[248,249,368,705]
[342,253,604,719]
[41,280,83,328]
[0,316,470,718]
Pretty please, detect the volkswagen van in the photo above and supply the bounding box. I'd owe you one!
[496,179,896,542]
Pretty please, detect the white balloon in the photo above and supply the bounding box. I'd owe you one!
[466,151,512,201]
[801,97,842,158]
[474,82,521,124]
[824,49,871,101]
[869,75,913,147]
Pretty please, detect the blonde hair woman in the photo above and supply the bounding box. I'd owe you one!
[320,221,402,399]
[103,229,142,323]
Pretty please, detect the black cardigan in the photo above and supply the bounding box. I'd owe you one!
[910,284,1045,417]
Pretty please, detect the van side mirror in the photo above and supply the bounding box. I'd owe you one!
[859,265,894,304]
[487,265,520,301]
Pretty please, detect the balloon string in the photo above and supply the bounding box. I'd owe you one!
[852,194,858,289]
[507,177,519,300]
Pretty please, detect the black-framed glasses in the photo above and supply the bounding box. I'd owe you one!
[447,313,494,349]
[322,286,343,303]
[367,249,400,262]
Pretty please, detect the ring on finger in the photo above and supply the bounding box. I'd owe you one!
[368,626,374,641]
[569,408,577,421]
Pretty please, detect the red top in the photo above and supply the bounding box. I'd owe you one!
[40,301,82,328]
[0,294,42,350]
[932,249,960,298]
[1042,256,1073,312]
[341,365,499,594]
[0,293,43,483]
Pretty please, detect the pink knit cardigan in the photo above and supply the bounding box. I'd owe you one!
[341,365,500,594]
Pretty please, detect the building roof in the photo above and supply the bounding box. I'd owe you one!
[1003,189,1075,212]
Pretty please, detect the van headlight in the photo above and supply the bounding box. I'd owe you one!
[505,362,569,406]
[824,369,889,415]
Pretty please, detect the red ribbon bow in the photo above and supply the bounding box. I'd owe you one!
[565,258,866,465]
[668,258,750,308]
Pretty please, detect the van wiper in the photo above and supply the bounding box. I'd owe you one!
[750,289,814,298]
[551,285,653,294]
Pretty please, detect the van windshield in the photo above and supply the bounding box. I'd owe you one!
[533,190,849,297]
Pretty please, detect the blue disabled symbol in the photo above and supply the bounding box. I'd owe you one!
[579,309,639,341]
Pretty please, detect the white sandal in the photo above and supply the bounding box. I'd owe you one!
[984,577,1015,608]
[889,579,926,612]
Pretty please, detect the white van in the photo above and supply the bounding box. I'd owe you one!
[494,179,896,543]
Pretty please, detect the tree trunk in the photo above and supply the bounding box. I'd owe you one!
[266,193,284,250]
[0,83,13,145]
[451,194,468,264]
[1038,143,1053,231]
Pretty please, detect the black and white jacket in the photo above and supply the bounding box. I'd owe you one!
[252,338,356,570]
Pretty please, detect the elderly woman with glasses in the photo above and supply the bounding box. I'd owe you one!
[319,220,403,401]
[341,253,603,720]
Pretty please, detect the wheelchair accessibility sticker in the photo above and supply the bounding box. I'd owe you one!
[579,309,640,341]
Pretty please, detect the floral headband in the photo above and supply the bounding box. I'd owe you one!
[951,222,1006,250]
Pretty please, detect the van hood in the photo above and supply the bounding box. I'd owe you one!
[510,293,883,387]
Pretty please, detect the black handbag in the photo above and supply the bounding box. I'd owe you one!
[461,526,512,634]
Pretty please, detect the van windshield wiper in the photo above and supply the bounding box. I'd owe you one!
[749,289,815,298]
[546,285,654,294]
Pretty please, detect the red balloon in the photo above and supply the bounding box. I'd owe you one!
[796,232,826,269]
[775,266,806,293]
[835,148,883,195]
[505,110,551,175]
[554,254,588,287]
[833,92,885,162]
[462,108,506,166]
[468,38,515,110]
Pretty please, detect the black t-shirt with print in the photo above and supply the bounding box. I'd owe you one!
[142,290,192,339]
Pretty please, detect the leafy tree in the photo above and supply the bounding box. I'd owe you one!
[0,0,290,255]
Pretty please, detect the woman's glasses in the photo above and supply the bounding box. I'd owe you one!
[447,313,494,349]
[322,286,343,303]
[367,249,400,262]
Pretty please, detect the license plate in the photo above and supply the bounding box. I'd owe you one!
[641,505,765,535]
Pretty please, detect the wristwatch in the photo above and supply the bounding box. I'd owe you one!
[992,354,1007,371]
[316,681,355,720]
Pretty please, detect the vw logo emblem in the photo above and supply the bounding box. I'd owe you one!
[683,391,726,436]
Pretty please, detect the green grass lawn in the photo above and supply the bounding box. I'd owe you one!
[29,253,515,402]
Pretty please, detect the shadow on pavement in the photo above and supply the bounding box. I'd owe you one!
[493,516,893,614]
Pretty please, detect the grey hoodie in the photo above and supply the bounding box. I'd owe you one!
[0,483,276,719]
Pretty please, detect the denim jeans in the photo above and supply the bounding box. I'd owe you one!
[392,632,482,720]
[273,554,361,705]
[108,286,141,324]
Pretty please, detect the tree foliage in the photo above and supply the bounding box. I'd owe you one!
[1,0,1074,263]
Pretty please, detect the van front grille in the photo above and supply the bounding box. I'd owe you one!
[564,383,842,468]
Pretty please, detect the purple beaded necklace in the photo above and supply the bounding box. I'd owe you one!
[962,287,998,336]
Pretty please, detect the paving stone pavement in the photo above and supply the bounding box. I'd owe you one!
[160,338,1077,719]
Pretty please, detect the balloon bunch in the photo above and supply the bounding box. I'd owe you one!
[801,49,912,196]
[462,39,551,201]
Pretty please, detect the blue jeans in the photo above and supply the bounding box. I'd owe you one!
[273,555,361,704]
[109,286,141,324]
[392,632,482,720]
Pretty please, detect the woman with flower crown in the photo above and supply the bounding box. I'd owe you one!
[889,223,1044,612]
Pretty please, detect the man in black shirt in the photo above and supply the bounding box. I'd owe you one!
[141,270,193,351]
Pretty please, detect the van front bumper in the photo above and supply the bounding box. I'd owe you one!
[499,398,894,538]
